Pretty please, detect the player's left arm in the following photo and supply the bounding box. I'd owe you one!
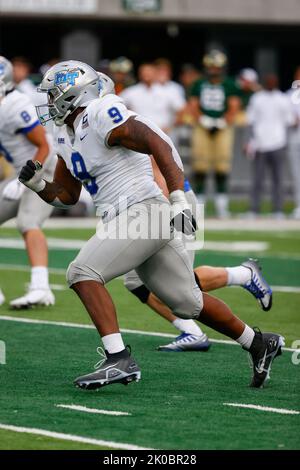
[25,124,50,165]
[108,116,184,193]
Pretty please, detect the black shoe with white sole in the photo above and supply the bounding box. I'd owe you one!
[74,346,141,390]
[248,328,284,388]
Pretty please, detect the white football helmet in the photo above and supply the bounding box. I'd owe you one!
[36,60,99,126]
[97,72,115,97]
[0,56,14,100]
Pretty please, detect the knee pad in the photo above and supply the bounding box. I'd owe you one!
[129,285,150,303]
[172,286,203,320]
[66,260,104,287]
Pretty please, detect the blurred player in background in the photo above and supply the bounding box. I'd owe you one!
[154,58,185,99]
[179,63,201,97]
[121,62,185,135]
[188,50,240,218]
[247,74,295,218]
[235,68,260,125]
[109,56,134,95]
[0,56,55,308]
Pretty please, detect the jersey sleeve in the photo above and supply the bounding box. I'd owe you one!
[9,96,40,135]
[93,95,134,145]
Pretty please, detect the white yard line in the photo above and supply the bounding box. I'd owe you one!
[223,403,300,415]
[230,284,300,294]
[0,263,66,275]
[3,217,300,231]
[0,238,269,253]
[49,284,67,291]
[56,404,131,416]
[0,423,151,450]
[193,241,268,252]
[269,286,300,293]
[1,264,300,293]
[0,315,297,352]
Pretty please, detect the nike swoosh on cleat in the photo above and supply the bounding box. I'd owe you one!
[255,349,268,374]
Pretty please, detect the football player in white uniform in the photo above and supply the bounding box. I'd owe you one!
[99,72,273,353]
[0,56,56,308]
[19,61,283,390]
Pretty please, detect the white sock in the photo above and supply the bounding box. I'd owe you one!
[172,318,204,336]
[30,266,49,290]
[236,325,255,350]
[102,333,125,354]
[226,266,251,286]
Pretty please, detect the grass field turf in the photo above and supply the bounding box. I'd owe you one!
[0,227,299,449]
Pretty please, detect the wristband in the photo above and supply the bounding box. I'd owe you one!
[169,190,187,206]
[26,178,46,193]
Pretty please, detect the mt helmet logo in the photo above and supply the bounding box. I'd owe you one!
[54,70,79,87]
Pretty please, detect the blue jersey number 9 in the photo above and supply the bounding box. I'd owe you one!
[71,152,98,196]
[20,111,31,123]
[108,107,123,124]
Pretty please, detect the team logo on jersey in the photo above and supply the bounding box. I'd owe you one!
[82,114,89,129]
[58,137,65,144]
[54,70,79,87]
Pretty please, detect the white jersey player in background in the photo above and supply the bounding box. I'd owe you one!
[0,56,56,308]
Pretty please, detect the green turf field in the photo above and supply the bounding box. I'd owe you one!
[0,227,299,450]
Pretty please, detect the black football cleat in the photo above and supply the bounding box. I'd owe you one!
[248,328,284,388]
[74,346,141,390]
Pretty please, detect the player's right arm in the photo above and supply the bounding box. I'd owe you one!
[19,156,82,207]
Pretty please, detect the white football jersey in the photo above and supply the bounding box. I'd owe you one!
[53,94,183,220]
[0,89,51,172]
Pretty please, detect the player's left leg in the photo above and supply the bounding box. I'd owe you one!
[9,188,55,308]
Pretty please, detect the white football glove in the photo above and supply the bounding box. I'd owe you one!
[19,160,46,193]
[3,178,25,201]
